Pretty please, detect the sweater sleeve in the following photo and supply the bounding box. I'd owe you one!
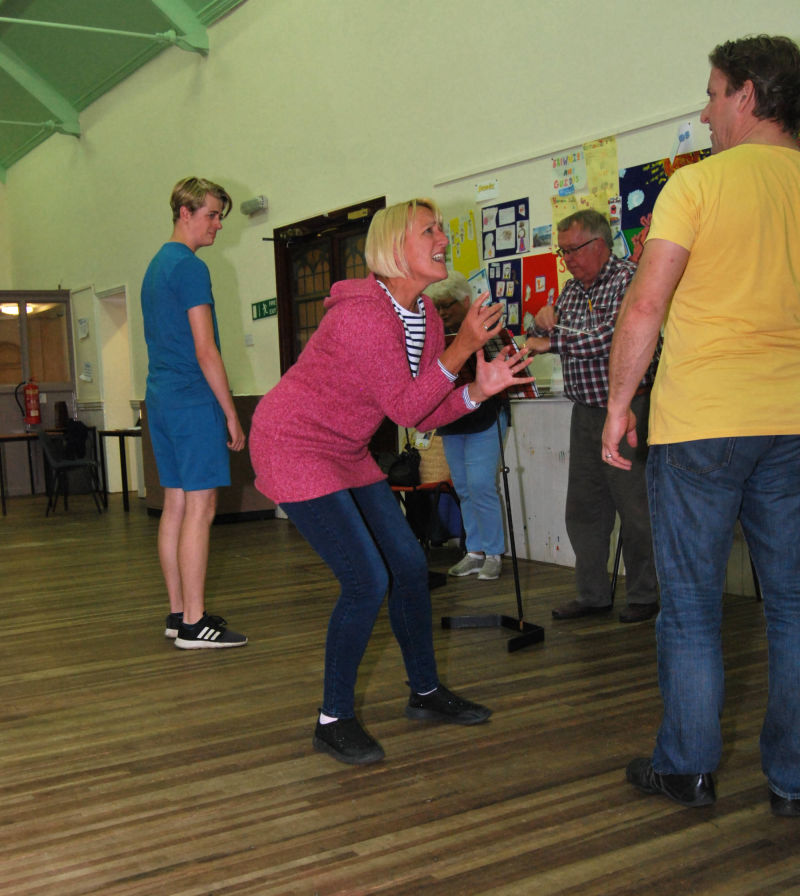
[324,293,470,430]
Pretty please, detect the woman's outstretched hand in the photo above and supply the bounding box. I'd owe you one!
[439,292,503,375]
[469,344,534,402]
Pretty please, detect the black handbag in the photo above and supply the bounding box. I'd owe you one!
[387,429,421,487]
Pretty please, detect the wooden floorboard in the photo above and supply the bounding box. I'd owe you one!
[0,494,797,896]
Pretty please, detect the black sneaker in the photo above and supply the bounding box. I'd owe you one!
[312,716,385,765]
[174,613,247,649]
[164,612,183,639]
[405,684,492,725]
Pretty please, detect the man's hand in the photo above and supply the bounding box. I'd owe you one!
[524,335,551,355]
[601,406,638,470]
[534,305,558,331]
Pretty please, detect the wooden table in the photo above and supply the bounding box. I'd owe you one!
[98,428,142,512]
[0,431,37,515]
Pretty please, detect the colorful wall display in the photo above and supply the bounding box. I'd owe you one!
[521,253,560,335]
[619,149,710,260]
[550,136,620,241]
[447,209,481,279]
[487,258,522,333]
[481,198,529,261]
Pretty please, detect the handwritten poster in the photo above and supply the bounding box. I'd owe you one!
[550,136,621,248]
[551,148,586,196]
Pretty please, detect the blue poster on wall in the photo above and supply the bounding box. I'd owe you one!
[481,199,530,261]
[618,150,710,261]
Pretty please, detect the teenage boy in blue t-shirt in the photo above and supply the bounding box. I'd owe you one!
[141,176,247,649]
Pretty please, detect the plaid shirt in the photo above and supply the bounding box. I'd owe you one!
[528,255,660,407]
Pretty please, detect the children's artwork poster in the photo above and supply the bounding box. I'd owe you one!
[481,198,529,260]
[521,253,559,334]
[551,147,586,197]
[619,149,710,262]
[446,210,481,279]
[487,258,522,333]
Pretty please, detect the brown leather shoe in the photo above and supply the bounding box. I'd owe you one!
[619,603,659,623]
[552,599,613,619]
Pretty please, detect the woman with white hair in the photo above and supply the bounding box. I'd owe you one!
[249,198,532,765]
[429,271,513,581]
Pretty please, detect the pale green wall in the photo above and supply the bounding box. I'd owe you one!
[2,0,798,400]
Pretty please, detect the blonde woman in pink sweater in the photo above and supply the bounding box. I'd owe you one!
[250,199,532,765]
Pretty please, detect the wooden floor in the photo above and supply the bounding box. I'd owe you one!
[1,493,797,896]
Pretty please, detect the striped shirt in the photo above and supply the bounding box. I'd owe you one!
[379,279,476,408]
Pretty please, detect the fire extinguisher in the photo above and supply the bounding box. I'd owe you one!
[15,379,41,426]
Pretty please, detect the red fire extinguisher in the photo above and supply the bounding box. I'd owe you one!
[15,379,41,425]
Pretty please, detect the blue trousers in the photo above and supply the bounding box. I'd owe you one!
[441,415,508,556]
[281,480,438,718]
[648,436,800,799]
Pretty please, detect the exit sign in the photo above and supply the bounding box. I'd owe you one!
[251,298,277,320]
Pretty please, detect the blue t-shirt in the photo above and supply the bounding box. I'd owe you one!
[141,242,221,408]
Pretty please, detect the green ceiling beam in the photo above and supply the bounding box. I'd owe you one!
[148,0,209,54]
[0,14,208,55]
[0,39,80,136]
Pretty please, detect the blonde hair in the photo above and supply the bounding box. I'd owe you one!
[365,198,443,279]
[170,176,232,222]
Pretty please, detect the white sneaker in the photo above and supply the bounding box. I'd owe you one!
[478,555,502,580]
[448,553,484,576]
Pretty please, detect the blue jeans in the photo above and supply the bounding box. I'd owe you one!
[648,436,800,799]
[441,416,508,556]
[281,480,438,718]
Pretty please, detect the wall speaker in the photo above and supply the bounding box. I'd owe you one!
[240,195,268,216]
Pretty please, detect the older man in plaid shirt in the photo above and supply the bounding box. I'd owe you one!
[526,209,660,623]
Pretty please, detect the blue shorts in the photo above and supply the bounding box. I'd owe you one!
[148,399,230,491]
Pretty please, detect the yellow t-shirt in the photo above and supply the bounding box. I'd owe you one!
[646,143,800,444]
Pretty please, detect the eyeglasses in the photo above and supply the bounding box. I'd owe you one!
[436,299,459,310]
[555,236,601,258]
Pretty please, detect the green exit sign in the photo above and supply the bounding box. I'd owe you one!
[251,298,277,320]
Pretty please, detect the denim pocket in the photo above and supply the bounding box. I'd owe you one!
[665,438,735,474]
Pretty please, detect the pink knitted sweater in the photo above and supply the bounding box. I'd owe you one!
[250,274,471,503]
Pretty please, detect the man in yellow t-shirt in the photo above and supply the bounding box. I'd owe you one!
[602,35,800,817]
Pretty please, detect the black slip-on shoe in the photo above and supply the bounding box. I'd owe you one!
[770,789,800,817]
[312,717,385,765]
[552,599,613,620]
[405,684,491,725]
[619,603,659,623]
[626,757,716,807]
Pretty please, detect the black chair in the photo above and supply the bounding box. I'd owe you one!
[34,424,104,515]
